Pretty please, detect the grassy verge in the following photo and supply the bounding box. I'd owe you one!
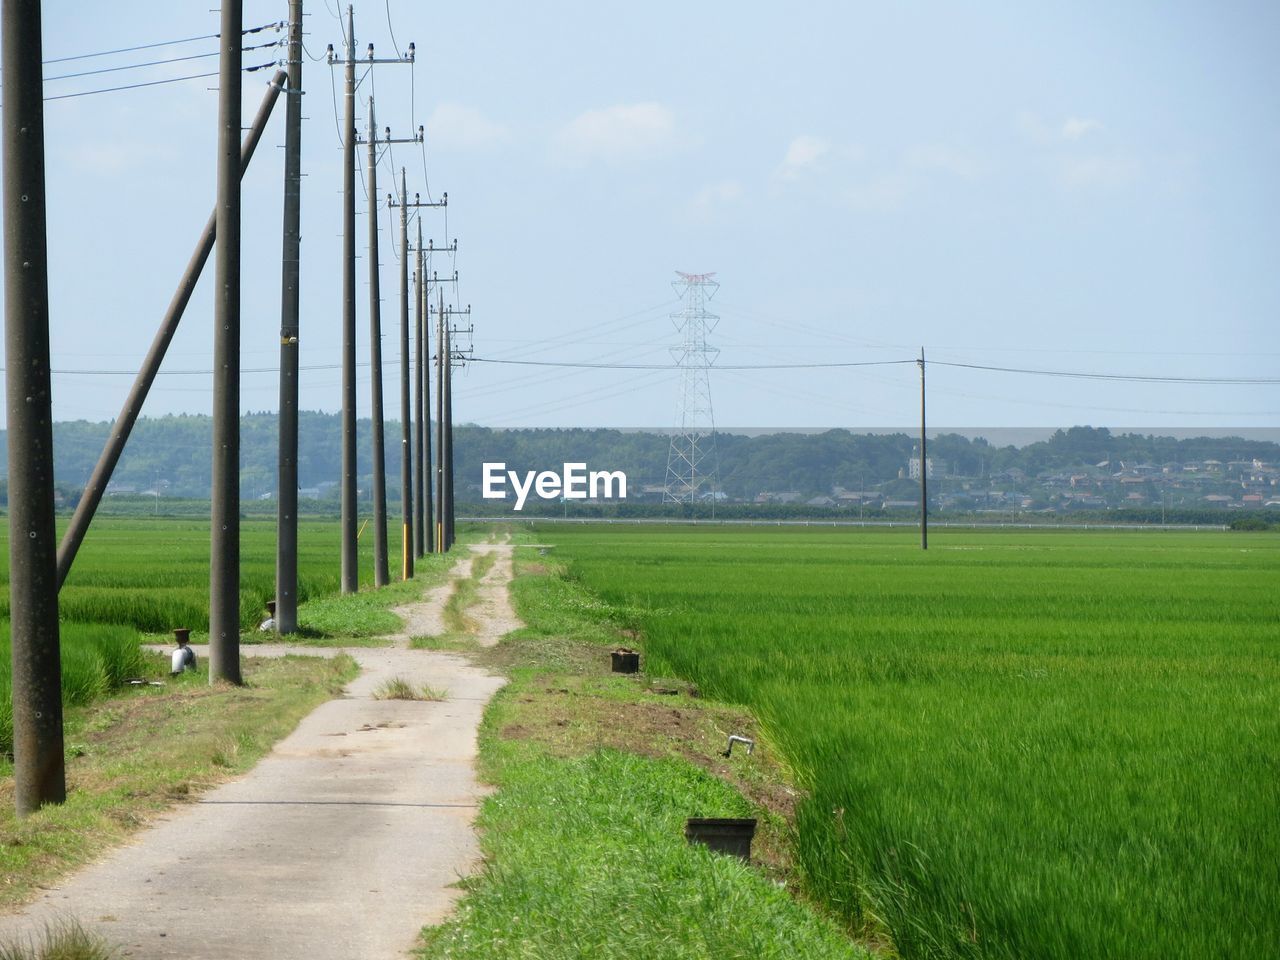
[0,652,357,908]
[416,539,869,958]
[441,550,497,635]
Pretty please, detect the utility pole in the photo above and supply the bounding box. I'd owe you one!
[331,7,357,593]
[441,302,472,551]
[443,308,454,550]
[390,185,445,574]
[919,347,928,551]
[210,0,244,684]
[414,223,429,555]
[417,241,455,554]
[328,30,417,589]
[396,170,411,579]
[435,293,447,551]
[364,109,422,588]
[365,97,389,587]
[4,0,65,814]
[276,0,303,633]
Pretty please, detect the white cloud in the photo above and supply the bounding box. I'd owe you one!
[1060,117,1101,141]
[905,144,983,178]
[1019,111,1103,145]
[688,179,744,219]
[554,102,676,164]
[426,103,508,150]
[842,172,914,212]
[776,135,831,180]
[1058,154,1141,189]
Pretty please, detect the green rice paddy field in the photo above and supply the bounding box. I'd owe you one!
[540,526,1279,960]
[23,517,350,632]
[0,517,384,755]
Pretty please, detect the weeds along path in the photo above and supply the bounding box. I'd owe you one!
[0,545,523,960]
[467,542,523,647]
[393,550,475,645]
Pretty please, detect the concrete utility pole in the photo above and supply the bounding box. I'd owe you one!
[414,225,429,556]
[336,6,358,593]
[435,293,447,551]
[365,97,390,587]
[364,117,423,588]
[389,184,443,576]
[209,0,244,684]
[422,248,459,551]
[395,171,412,579]
[919,347,928,551]
[4,0,65,815]
[328,27,417,590]
[54,71,287,590]
[276,0,303,633]
[443,307,454,550]
[439,302,472,551]
[396,199,447,563]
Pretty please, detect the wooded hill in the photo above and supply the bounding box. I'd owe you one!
[0,416,1273,504]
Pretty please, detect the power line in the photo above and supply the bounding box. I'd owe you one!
[469,357,918,371]
[41,22,282,66]
[44,60,279,102]
[931,360,1279,385]
[467,354,1278,382]
[45,353,1275,383]
[43,39,282,82]
[384,0,403,59]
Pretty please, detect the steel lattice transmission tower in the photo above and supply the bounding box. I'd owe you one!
[664,271,720,503]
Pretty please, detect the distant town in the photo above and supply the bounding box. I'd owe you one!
[3,417,1275,520]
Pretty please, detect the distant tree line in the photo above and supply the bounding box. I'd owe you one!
[0,417,1273,507]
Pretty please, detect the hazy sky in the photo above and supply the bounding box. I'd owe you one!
[15,1,1280,430]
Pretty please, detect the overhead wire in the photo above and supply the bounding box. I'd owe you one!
[44,60,280,101]
[301,39,329,63]
[384,0,403,59]
[41,21,281,66]
[929,360,1279,385]
[469,357,918,371]
[43,39,282,82]
[473,369,674,424]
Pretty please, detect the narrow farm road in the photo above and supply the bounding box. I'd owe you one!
[0,542,520,960]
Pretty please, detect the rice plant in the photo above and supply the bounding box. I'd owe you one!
[542,525,1280,960]
[0,622,149,757]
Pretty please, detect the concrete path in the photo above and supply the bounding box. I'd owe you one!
[0,543,518,959]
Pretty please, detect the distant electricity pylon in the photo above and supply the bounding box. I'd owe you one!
[664,271,720,504]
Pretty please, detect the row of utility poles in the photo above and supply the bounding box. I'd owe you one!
[327,4,467,597]
[4,0,469,815]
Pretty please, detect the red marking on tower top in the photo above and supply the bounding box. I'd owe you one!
[676,271,717,283]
